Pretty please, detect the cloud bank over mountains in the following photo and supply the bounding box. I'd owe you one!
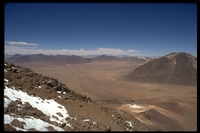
[5,41,140,56]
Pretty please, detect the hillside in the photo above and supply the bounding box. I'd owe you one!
[5,54,92,65]
[92,55,153,63]
[126,52,197,86]
[4,62,162,131]
[120,56,153,64]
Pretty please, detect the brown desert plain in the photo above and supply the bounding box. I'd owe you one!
[14,60,197,131]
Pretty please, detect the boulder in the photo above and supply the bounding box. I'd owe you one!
[59,122,66,128]
[53,86,62,91]
[24,102,31,109]
[11,68,17,73]
[64,126,71,131]
[56,112,63,117]
[47,126,56,131]
[51,121,58,126]
[47,79,58,87]
[4,124,17,131]
[11,119,25,128]
[28,128,38,131]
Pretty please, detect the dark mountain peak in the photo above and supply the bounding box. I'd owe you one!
[92,55,120,61]
[69,55,77,57]
[29,54,48,58]
[165,52,196,58]
[4,54,24,63]
[13,53,23,56]
[33,53,45,56]
[10,54,23,58]
[127,52,197,86]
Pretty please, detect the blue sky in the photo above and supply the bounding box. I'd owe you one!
[4,3,197,57]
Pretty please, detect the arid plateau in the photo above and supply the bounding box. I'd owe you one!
[14,58,197,131]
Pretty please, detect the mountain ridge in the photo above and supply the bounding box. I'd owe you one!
[5,54,155,65]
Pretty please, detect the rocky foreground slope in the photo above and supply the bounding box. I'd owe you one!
[4,62,161,131]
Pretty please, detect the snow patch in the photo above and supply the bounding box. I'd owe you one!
[137,56,147,60]
[38,85,43,88]
[4,79,8,82]
[35,85,43,89]
[128,104,142,109]
[57,91,62,94]
[126,121,133,127]
[83,119,90,122]
[83,119,98,125]
[166,53,177,59]
[4,114,64,131]
[4,86,71,125]
[122,104,147,113]
[4,97,11,108]
[18,108,22,111]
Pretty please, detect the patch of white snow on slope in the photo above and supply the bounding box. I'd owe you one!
[4,86,71,125]
[4,114,64,131]
[4,79,8,82]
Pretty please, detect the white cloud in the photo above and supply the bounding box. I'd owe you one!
[126,49,140,52]
[4,45,140,56]
[5,41,39,46]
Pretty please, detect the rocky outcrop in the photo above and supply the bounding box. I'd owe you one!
[4,124,17,131]
[4,62,92,103]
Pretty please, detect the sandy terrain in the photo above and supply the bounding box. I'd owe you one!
[15,61,197,131]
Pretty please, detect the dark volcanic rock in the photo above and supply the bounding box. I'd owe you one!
[28,128,38,131]
[47,126,56,131]
[47,79,58,87]
[11,119,26,128]
[4,124,17,131]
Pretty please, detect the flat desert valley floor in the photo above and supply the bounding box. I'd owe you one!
[16,61,197,131]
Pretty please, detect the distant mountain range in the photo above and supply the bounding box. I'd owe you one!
[126,52,197,86]
[5,54,155,64]
[4,54,92,64]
